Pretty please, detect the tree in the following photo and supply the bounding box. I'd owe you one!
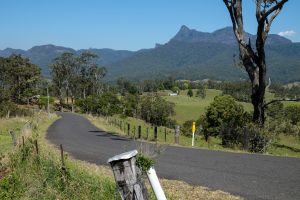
[223,0,289,125]
[196,84,206,99]
[187,89,193,97]
[1,55,41,104]
[205,95,245,136]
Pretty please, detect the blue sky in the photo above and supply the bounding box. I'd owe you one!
[0,0,299,51]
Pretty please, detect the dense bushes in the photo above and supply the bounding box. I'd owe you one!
[76,93,175,127]
[0,102,33,118]
[76,92,122,116]
[190,95,277,152]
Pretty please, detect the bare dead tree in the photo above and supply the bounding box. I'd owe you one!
[223,0,289,126]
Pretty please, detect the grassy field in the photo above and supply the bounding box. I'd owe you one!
[164,89,252,124]
[163,89,300,125]
[0,117,30,155]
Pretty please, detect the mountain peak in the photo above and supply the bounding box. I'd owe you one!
[179,25,191,33]
[171,26,292,46]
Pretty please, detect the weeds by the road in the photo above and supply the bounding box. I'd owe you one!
[0,113,118,200]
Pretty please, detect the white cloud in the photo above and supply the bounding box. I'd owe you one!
[278,30,296,37]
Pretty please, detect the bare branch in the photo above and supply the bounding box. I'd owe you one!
[264,98,300,108]
[260,0,288,21]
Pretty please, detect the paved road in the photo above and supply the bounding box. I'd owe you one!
[46,112,300,200]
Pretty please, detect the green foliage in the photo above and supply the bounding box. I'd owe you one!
[76,92,122,116]
[0,101,33,118]
[136,154,155,173]
[221,81,252,102]
[50,52,106,107]
[196,85,206,99]
[187,89,193,97]
[284,105,300,125]
[266,101,284,119]
[181,120,200,137]
[139,95,175,127]
[205,95,245,136]
[37,96,54,109]
[171,86,180,94]
[0,55,41,104]
[122,94,140,117]
[270,84,300,99]
[0,139,117,200]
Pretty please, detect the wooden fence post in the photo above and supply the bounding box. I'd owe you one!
[10,130,17,147]
[164,128,167,142]
[138,126,141,139]
[154,127,158,141]
[108,150,148,200]
[175,126,180,144]
[22,136,25,147]
[34,140,39,155]
[127,124,130,136]
[133,126,136,139]
[146,127,149,140]
[60,144,65,169]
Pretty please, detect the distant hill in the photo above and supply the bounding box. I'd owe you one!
[0,26,299,83]
[0,44,134,77]
[107,26,299,83]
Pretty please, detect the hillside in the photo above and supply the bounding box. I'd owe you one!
[107,26,300,82]
[0,26,299,82]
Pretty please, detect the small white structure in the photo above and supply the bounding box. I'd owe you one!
[168,92,178,96]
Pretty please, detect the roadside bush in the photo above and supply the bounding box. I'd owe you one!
[181,120,194,137]
[139,95,175,126]
[266,101,284,120]
[76,92,122,116]
[205,95,246,137]
[241,123,272,153]
[37,96,54,109]
[284,105,300,125]
[0,101,33,118]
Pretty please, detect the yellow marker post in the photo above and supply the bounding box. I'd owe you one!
[192,122,196,146]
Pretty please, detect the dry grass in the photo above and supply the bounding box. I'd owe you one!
[160,179,242,200]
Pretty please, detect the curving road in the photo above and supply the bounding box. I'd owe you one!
[46,112,300,200]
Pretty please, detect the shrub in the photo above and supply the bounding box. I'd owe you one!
[205,95,246,137]
[284,105,300,125]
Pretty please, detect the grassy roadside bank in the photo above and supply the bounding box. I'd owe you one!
[86,114,300,158]
[0,113,117,200]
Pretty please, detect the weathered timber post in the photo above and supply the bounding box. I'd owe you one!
[127,124,130,136]
[175,125,180,144]
[154,127,158,141]
[22,136,25,147]
[108,150,148,200]
[10,130,17,147]
[138,126,141,139]
[146,127,149,140]
[34,140,39,155]
[60,144,66,170]
[164,128,167,142]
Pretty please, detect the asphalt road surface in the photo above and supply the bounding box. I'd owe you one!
[46,112,300,200]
